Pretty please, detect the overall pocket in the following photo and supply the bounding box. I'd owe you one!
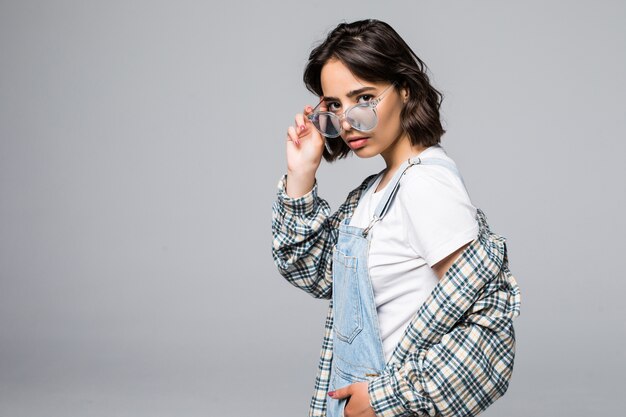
[329,362,379,417]
[332,248,363,343]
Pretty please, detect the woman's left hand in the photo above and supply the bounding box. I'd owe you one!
[329,381,377,417]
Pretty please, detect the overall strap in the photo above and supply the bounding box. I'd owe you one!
[362,156,466,237]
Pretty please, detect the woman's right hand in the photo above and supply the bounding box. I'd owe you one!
[286,103,326,175]
[283,102,327,198]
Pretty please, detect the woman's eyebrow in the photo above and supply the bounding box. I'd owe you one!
[323,86,377,101]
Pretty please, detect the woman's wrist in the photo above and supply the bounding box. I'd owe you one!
[285,169,317,199]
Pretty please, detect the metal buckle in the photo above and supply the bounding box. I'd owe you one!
[362,216,381,237]
[408,156,421,166]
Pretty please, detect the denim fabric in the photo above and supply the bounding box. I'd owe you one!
[327,218,387,417]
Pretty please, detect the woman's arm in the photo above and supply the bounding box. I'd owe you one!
[271,173,376,299]
[272,101,338,299]
[271,173,335,299]
[367,232,521,417]
[431,240,473,280]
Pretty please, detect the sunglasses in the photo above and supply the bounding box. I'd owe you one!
[307,82,397,138]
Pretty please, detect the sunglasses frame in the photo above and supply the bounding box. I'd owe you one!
[306,82,397,138]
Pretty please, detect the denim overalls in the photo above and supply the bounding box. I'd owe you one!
[326,155,464,417]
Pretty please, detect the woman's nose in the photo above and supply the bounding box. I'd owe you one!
[341,118,352,132]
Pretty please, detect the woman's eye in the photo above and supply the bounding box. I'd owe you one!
[325,96,372,112]
[327,102,341,112]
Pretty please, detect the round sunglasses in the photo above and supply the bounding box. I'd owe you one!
[306,83,397,138]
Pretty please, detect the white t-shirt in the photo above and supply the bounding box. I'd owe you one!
[349,144,479,363]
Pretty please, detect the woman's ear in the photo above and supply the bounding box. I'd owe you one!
[401,84,409,102]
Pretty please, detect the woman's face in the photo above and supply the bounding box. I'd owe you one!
[319,58,408,160]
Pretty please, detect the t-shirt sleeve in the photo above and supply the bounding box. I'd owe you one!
[399,168,479,268]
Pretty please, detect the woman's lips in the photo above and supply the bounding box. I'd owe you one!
[347,137,369,149]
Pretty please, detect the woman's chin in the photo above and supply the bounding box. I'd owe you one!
[352,148,379,159]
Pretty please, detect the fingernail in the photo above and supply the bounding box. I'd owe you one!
[300,125,305,131]
[327,391,335,397]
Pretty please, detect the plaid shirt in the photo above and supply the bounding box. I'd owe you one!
[271,173,521,417]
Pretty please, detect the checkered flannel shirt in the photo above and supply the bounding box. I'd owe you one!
[271,173,521,417]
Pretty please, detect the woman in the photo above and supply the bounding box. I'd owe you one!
[271,19,521,417]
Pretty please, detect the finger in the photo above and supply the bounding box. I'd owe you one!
[328,384,351,399]
[287,126,300,146]
[295,113,307,133]
[302,108,317,132]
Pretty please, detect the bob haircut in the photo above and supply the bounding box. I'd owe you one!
[303,19,446,162]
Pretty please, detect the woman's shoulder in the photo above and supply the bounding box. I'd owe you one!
[401,146,466,193]
[396,145,478,220]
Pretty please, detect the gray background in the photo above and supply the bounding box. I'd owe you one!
[1,1,624,416]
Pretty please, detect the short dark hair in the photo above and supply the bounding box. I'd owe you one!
[303,19,446,162]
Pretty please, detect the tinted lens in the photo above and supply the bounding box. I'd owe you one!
[311,112,342,138]
[346,105,377,131]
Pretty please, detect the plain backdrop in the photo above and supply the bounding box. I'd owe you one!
[1,1,625,416]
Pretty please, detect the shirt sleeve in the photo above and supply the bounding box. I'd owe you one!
[367,231,522,417]
[271,173,375,300]
[399,168,479,267]
[271,173,335,299]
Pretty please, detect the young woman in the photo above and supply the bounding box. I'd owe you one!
[271,19,521,417]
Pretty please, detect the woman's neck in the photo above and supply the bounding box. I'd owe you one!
[380,136,429,174]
